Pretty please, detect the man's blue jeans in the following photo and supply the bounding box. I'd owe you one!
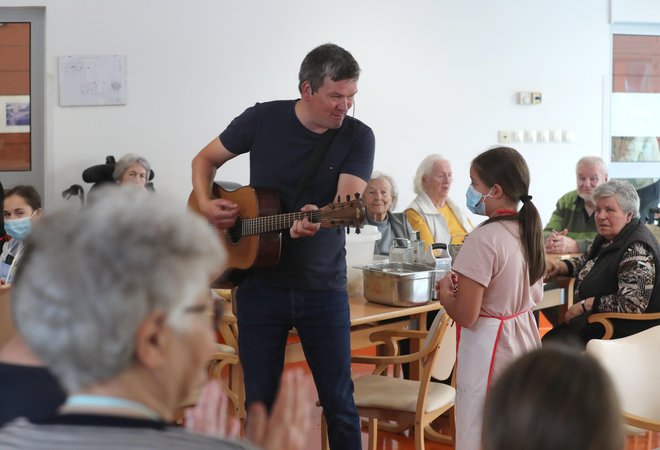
[236,281,361,450]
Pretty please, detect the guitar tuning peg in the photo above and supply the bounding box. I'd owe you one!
[354,192,360,199]
[346,227,351,235]
[355,227,361,234]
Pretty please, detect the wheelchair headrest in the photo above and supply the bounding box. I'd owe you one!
[83,155,155,183]
[82,155,155,184]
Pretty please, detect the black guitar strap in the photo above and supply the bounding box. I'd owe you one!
[291,128,339,210]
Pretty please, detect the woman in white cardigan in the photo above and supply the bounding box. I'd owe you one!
[405,154,473,250]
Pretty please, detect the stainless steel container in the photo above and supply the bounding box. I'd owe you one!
[360,262,442,307]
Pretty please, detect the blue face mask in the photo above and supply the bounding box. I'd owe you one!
[466,185,493,216]
[4,216,32,241]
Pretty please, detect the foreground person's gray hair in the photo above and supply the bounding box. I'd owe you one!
[12,186,224,392]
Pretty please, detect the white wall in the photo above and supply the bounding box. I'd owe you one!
[2,0,611,224]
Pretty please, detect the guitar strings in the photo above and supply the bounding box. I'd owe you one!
[227,207,359,238]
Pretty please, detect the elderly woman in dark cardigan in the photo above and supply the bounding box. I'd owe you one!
[543,180,660,346]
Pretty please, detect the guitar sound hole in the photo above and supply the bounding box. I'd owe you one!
[226,219,242,245]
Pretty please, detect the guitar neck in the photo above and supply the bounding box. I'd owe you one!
[240,211,319,236]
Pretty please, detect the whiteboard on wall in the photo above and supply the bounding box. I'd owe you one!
[58,55,127,106]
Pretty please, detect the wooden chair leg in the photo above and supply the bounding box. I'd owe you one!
[321,412,329,450]
[415,422,426,450]
[368,417,378,450]
[231,361,246,418]
[424,406,455,445]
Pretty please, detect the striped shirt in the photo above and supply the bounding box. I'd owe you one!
[0,415,257,450]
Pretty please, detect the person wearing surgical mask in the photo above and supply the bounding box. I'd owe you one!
[436,147,546,450]
[1,185,43,285]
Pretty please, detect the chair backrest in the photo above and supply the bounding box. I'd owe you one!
[586,325,660,426]
[636,178,660,224]
[419,310,456,381]
[430,319,456,381]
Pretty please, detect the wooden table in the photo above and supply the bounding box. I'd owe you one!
[284,295,441,375]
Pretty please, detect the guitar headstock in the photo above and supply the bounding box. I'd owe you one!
[318,195,366,230]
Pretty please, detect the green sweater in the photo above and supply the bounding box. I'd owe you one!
[543,190,597,252]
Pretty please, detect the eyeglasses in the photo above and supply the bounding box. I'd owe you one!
[183,299,223,330]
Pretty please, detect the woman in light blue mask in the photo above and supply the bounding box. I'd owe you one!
[1,185,43,285]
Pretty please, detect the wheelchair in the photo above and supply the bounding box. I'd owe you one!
[62,155,155,206]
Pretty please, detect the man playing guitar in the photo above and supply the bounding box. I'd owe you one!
[191,43,374,450]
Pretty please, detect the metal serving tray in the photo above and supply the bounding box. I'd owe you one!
[359,262,443,307]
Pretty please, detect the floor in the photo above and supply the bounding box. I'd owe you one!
[216,312,658,449]
[282,313,660,450]
[286,358,659,450]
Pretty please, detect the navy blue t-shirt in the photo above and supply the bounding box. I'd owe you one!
[0,362,66,426]
[219,100,375,290]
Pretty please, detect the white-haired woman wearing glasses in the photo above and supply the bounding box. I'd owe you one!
[0,187,310,450]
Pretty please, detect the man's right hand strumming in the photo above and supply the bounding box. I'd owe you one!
[200,197,238,229]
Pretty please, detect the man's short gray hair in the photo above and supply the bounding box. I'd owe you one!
[112,153,151,182]
[593,179,640,218]
[576,156,608,176]
[413,154,448,195]
[369,171,399,210]
[12,187,224,392]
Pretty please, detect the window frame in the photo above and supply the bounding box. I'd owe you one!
[605,24,660,179]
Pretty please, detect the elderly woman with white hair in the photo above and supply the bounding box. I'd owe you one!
[113,153,151,188]
[363,172,413,255]
[543,180,660,346]
[0,188,310,450]
[405,154,473,250]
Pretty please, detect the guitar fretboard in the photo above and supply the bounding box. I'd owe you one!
[240,210,322,236]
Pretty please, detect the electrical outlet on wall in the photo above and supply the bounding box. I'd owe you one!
[498,130,513,143]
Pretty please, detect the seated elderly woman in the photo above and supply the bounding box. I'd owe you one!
[113,153,151,188]
[405,154,472,250]
[543,180,660,346]
[363,172,413,255]
[1,185,43,285]
[482,346,624,450]
[0,188,310,450]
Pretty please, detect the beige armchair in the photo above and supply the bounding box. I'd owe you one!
[322,310,455,450]
[586,325,660,432]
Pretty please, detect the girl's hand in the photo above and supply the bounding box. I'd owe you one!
[436,271,457,306]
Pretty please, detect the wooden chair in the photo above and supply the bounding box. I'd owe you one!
[587,311,660,340]
[586,325,660,431]
[172,295,245,422]
[208,292,245,419]
[322,310,455,450]
[0,286,15,349]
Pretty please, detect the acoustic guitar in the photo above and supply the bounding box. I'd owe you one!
[188,183,366,287]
